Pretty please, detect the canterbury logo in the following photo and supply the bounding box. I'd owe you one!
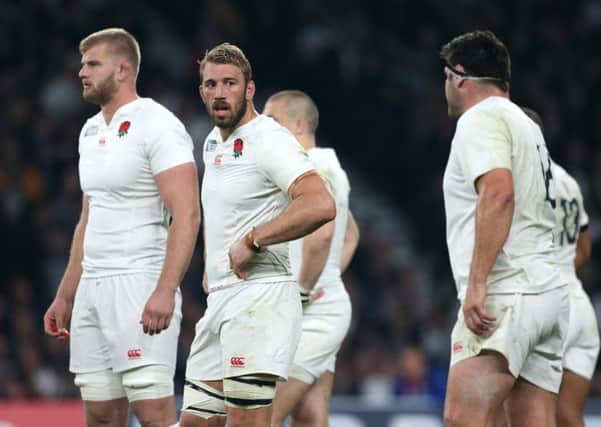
[230,356,245,367]
[452,342,463,353]
[127,349,142,359]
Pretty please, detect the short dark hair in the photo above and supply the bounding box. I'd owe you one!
[440,30,510,92]
[266,90,319,133]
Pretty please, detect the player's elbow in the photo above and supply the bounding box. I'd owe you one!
[313,194,336,228]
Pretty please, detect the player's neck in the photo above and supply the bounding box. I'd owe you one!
[101,86,139,126]
[461,88,509,114]
[298,134,316,151]
[219,104,258,141]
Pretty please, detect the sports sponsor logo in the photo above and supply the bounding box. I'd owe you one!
[452,342,463,353]
[98,137,106,146]
[214,154,223,165]
[127,348,142,359]
[230,356,245,367]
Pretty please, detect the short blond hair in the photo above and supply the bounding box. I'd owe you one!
[79,28,141,80]
[198,42,252,84]
[266,90,319,134]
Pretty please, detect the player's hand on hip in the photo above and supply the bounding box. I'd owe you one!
[228,239,255,280]
[43,296,72,340]
[140,287,175,335]
[202,271,209,295]
[463,281,496,336]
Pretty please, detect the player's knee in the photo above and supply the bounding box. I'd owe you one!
[181,379,227,420]
[557,406,582,427]
[122,364,174,402]
[223,375,277,410]
[292,405,328,427]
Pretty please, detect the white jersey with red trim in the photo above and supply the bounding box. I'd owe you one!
[201,115,314,292]
[78,97,195,278]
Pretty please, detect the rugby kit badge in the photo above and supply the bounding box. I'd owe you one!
[118,120,131,138]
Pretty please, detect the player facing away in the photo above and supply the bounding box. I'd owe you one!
[43,28,201,426]
[263,90,360,427]
[520,108,600,427]
[179,44,336,427]
[440,30,569,427]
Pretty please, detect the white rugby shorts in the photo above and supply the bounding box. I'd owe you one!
[70,272,182,373]
[185,280,302,382]
[290,288,351,383]
[563,285,600,380]
[450,285,569,393]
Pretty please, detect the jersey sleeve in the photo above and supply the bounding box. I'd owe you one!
[146,117,195,175]
[453,110,512,189]
[255,128,314,193]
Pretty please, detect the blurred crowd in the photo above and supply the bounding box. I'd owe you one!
[2,0,601,405]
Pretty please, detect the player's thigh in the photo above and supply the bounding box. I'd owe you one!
[563,287,600,380]
[103,273,182,372]
[445,351,514,421]
[506,377,557,427]
[221,282,302,380]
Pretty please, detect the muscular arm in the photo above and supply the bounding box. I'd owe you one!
[254,171,336,246]
[575,227,591,271]
[141,162,201,334]
[297,220,334,292]
[340,211,360,273]
[43,195,89,336]
[229,171,336,280]
[464,168,514,334]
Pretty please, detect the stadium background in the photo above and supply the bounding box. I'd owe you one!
[2,0,601,424]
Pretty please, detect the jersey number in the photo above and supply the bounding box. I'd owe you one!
[559,197,580,245]
[536,144,556,208]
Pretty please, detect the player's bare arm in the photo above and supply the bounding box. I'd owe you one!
[466,168,514,335]
[141,162,201,335]
[575,227,591,271]
[228,171,336,279]
[43,195,89,339]
[340,211,360,273]
[297,219,334,302]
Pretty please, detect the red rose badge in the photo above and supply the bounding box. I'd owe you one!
[118,121,131,137]
[233,138,244,158]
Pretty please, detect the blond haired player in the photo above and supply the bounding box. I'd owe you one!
[263,90,359,427]
[180,44,335,427]
[440,31,569,427]
[43,28,200,426]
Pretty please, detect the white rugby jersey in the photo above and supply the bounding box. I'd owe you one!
[78,98,195,278]
[201,114,314,291]
[289,147,350,295]
[443,96,563,300]
[551,162,589,288]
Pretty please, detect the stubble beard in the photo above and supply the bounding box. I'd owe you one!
[82,72,118,106]
[209,95,248,132]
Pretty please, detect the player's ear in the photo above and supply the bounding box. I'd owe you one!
[117,60,132,83]
[245,80,255,101]
[198,83,206,103]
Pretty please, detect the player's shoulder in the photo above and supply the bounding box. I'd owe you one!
[308,147,342,170]
[241,114,298,146]
[136,98,184,128]
[552,161,580,190]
